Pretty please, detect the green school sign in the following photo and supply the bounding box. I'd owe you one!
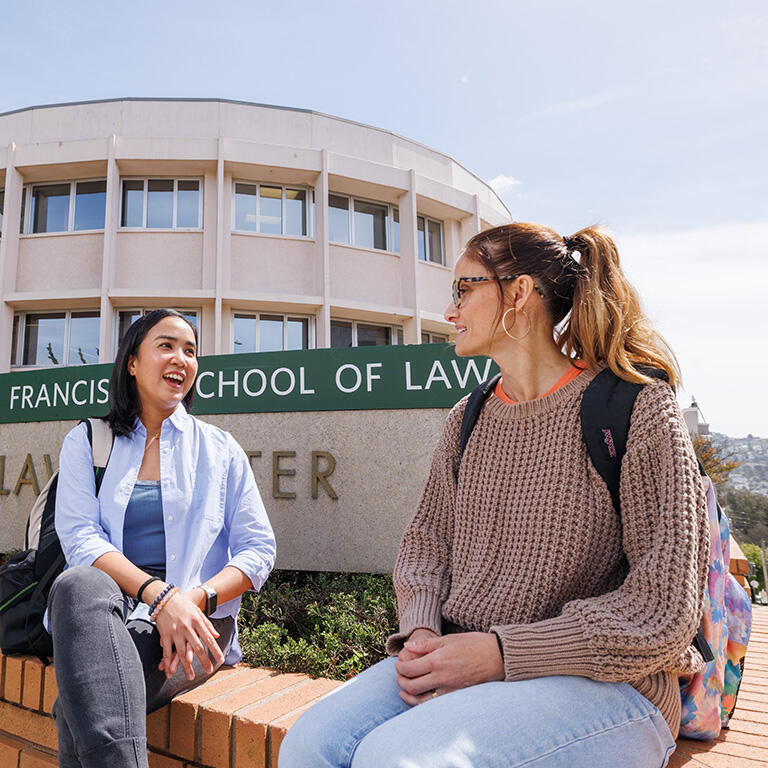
[0,345,498,424]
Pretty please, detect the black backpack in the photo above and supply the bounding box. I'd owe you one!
[459,367,713,663]
[0,418,114,664]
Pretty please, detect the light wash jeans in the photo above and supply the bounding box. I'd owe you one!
[48,566,234,768]
[278,657,676,768]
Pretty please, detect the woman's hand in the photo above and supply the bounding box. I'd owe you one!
[154,589,224,680]
[394,631,504,706]
[397,628,440,663]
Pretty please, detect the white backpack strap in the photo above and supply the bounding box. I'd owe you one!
[87,417,114,469]
[25,474,58,550]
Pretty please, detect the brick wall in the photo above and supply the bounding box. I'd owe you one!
[0,655,341,768]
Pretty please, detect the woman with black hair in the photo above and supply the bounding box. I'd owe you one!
[47,309,275,768]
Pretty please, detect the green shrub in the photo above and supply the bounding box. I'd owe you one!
[237,570,397,680]
[0,549,21,567]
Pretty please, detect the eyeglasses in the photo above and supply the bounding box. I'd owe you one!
[451,275,544,308]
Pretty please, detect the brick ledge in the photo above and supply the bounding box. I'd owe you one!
[0,654,341,768]
[2,607,766,768]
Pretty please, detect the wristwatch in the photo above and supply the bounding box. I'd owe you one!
[196,584,217,616]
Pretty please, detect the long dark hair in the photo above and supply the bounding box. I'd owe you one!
[104,309,198,436]
[463,223,681,389]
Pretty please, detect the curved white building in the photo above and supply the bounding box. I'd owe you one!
[0,98,511,370]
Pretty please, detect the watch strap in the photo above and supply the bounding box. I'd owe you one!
[196,584,217,616]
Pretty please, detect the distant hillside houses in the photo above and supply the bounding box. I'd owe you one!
[712,433,768,495]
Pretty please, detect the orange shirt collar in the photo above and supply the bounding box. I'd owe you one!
[494,361,585,404]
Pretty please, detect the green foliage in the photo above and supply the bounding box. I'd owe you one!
[0,549,21,567]
[237,570,397,680]
[741,543,766,593]
[722,487,768,545]
[691,434,739,489]
[46,341,59,365]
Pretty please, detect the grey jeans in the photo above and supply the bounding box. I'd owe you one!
[48,565,234,768]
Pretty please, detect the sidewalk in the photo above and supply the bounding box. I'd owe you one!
[671,604,768,767]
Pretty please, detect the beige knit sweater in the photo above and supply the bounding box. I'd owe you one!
[387,368,709,738]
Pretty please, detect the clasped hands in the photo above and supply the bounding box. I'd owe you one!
[395,628,505,706]
[154,588,224,681]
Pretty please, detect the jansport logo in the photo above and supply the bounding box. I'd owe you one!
[602,429,617,458]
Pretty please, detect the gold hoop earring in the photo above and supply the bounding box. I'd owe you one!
[502,307,516,337]
[502,306,531,341]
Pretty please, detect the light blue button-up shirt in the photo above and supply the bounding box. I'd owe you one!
[53,405,276,664]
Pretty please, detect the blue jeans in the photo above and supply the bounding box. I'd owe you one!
[278,657,676,768]
[48,566,234,768]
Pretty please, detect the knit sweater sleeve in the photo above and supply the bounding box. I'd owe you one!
[385,400,465,655]
[490,381,710,683]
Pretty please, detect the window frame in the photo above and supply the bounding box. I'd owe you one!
[11,309,101,368]
[20,178,108,235]
[232,181,314,238]
[0,187,4,237]
[231,311,315,353]
[119,177,204,230]
[329,318,404,348]
[421,331,449,344]
[328,193,400,253]
[115,308,201,352]
[417,214,445,265]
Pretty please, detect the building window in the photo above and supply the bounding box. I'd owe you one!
[21,180,107,234]
[330,319,403,347]
[120,179,202,229]
[232,313,311,353]
[421,332,448,344]
[328,194,400,252]
[233,183,311,237]
[0,188,4,236]
[12,311,100,367]
[117,309,199,347]
[417,215,444,264]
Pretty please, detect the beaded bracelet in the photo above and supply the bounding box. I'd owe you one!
[150,586,179,622]
[148,583,175,616]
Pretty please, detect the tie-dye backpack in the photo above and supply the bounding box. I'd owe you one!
[678,475,752,740]
[462,368,753,740]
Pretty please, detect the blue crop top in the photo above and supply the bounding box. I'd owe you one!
[122,481,166,573]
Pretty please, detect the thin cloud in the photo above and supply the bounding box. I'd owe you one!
[487,173,522,195]
[538,89,618,115]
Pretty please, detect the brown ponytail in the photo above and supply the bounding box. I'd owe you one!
[463,223,681,389]
[557,226,680,389]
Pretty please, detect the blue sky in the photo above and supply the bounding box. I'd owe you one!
[3,0,767,436]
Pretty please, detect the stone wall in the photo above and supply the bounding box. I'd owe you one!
[0,408,449,572]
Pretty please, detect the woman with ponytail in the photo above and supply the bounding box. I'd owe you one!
[280,223,708,768]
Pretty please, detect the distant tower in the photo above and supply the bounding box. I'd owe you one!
[682,398,710,436]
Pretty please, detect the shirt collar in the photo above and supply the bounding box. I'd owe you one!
[169,403,191,432]
[132,403,191,437]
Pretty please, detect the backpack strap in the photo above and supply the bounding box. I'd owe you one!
[459,373,502,458]
[580,369,644,514]
[24,551,66,665]
[36,420,114,569]
[580,367,669,513]
[81,418,115,494]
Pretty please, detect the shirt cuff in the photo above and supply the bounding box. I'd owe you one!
[490,611,600,681]
[385,590,443,655]
[226,555,273,592]
[70,539,120,568]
